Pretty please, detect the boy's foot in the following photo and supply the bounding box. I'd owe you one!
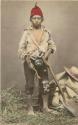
[28,110,36,116]
[43,107,58,114]
[43,107,52,112]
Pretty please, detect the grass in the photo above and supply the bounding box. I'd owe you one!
[0,86,78,125]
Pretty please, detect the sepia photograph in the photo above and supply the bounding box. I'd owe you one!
[1,0,78,124]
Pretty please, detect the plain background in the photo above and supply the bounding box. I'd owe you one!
[1,1,78,89]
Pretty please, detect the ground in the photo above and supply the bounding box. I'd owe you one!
[0,87,78,125]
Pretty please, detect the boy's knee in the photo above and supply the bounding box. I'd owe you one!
[41,80,50,94]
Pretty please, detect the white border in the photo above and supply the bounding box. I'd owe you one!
[0,0,1,103]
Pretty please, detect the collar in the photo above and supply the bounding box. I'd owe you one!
[24,25,48,32]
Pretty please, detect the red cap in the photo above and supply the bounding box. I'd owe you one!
[30,5,43,17]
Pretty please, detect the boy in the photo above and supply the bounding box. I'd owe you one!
[18,4,56,115]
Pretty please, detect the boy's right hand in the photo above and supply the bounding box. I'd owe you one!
[25,55,34,69]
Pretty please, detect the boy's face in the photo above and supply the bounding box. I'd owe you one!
[31,15,43,28]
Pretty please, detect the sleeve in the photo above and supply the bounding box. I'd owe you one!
[47,32,56,53]
[18,30,28,61]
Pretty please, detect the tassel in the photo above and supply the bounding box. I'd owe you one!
[35,1,37,7]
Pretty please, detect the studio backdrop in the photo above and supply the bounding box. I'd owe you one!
[1,1,78,89]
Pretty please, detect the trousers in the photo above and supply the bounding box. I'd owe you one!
[24,61,50,95]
